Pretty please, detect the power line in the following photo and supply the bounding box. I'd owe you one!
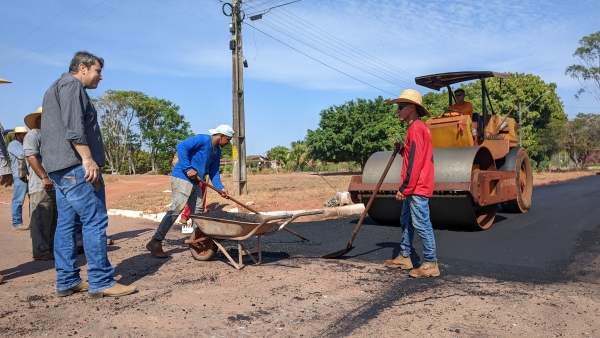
[565,106,600,110]
[258,15,415,87]
[259,19,413,89]
[243,0,289,12]
[279,6,415,80]
[0,0,83,58]
[244,22,397,96]
[3,0,132,75]
[245,2,415,88]
[0,0,111,70]
[247,2,415,82]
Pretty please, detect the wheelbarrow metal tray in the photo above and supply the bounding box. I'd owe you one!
[190,214,290,239]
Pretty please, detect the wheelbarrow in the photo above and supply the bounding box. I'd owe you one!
[185,210,323,270]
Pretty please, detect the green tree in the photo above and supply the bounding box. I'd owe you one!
[422,73,567,161]
[565,31,600,103]
[137,97,193,174]
[287,141,309,171]
[221,143,233,159]
[305,96,405,169]
[266,146,290,166]
[539,113,600,169]
[94,90,148,174]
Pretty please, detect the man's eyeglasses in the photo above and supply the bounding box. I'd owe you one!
[455,93,465,97]
[397,103,410,110]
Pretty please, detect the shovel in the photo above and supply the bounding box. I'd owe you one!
[197,177,309,241]
[322,147,400,259]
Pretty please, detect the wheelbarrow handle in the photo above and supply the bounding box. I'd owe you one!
[197,177,262,215]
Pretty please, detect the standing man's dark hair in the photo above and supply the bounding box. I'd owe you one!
[68,51,104,74]
[42,51,136,298]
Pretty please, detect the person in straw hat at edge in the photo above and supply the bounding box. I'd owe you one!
[6,126,29,230]
[383,89,440,278]
[23,107,58,260]
[146,124,233,258]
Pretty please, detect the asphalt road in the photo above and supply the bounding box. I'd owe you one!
[258,174,600,284]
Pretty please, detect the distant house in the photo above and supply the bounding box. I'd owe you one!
[220,156,283,170]
[248,155,283,169]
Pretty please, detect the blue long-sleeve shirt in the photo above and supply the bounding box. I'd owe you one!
[172,134,224,190]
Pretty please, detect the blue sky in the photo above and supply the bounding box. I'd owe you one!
[1,0,599,156]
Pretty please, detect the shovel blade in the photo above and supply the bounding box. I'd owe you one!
[322,246,355,259]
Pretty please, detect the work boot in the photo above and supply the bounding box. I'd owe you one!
[409,260,441,278]
[12,224,29,231]
[88,283,136,299]
[56,281,89,297]
[385,254,413,269]
[146,239,168,258]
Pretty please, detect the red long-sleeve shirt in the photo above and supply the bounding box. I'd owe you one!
[399,120,434,197]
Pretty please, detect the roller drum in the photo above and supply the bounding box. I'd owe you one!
[361,147,497,230]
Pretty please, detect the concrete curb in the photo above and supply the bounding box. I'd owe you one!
[107,203,365,223]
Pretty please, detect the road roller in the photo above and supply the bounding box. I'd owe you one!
[348,71,533,230]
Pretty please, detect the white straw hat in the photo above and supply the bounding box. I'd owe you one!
[386,88,431,117]
[7,126,28,136]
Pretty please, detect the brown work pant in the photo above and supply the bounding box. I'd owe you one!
[29,190,57,258]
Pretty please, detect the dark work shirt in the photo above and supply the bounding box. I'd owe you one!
[41,73,105,173]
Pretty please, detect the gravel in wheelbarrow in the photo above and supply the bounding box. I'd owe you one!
[204,210,263,223]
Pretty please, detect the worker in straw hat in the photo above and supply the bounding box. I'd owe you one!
[6,126,29,231]
[23,107,58,260]
[383,89,440,278]
[146,124,234,258]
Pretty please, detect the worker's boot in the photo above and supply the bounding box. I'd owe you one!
[409,260,441,278]
[146,239,168,258]
[88,283,136,299]
[56,281,89,297]
[385,254,413,269]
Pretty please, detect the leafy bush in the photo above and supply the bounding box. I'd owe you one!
[220,165,232,175]
[537,160,550,172]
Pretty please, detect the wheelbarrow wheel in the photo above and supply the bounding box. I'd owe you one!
[189,227,217,261]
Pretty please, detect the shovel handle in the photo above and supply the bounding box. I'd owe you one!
[345,147,400,247]
[198,177,262,215]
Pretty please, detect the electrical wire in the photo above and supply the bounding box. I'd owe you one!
[259,19,412,88]
[0,0,83,58]
[245,2,415,88]
[279,6,415,80]
[565,106,600,110]
[244,22,397,96]
[0,0,112,70]
[243,0,289,12]
[2,0,132,75]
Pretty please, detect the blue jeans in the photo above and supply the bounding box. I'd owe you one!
[48,165,115,293]
[399,195,437,262]
[11,177,28,226]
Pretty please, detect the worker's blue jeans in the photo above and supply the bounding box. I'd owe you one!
[11,177,28,226]
[49,165,116,293]
[399,194,437,262]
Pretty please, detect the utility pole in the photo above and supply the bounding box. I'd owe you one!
[230,0,247,195]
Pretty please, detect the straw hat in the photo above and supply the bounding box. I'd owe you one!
[0,78,11,84]
[24,107,42,130]
[7,126,28,136]
[386,89,431,117]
